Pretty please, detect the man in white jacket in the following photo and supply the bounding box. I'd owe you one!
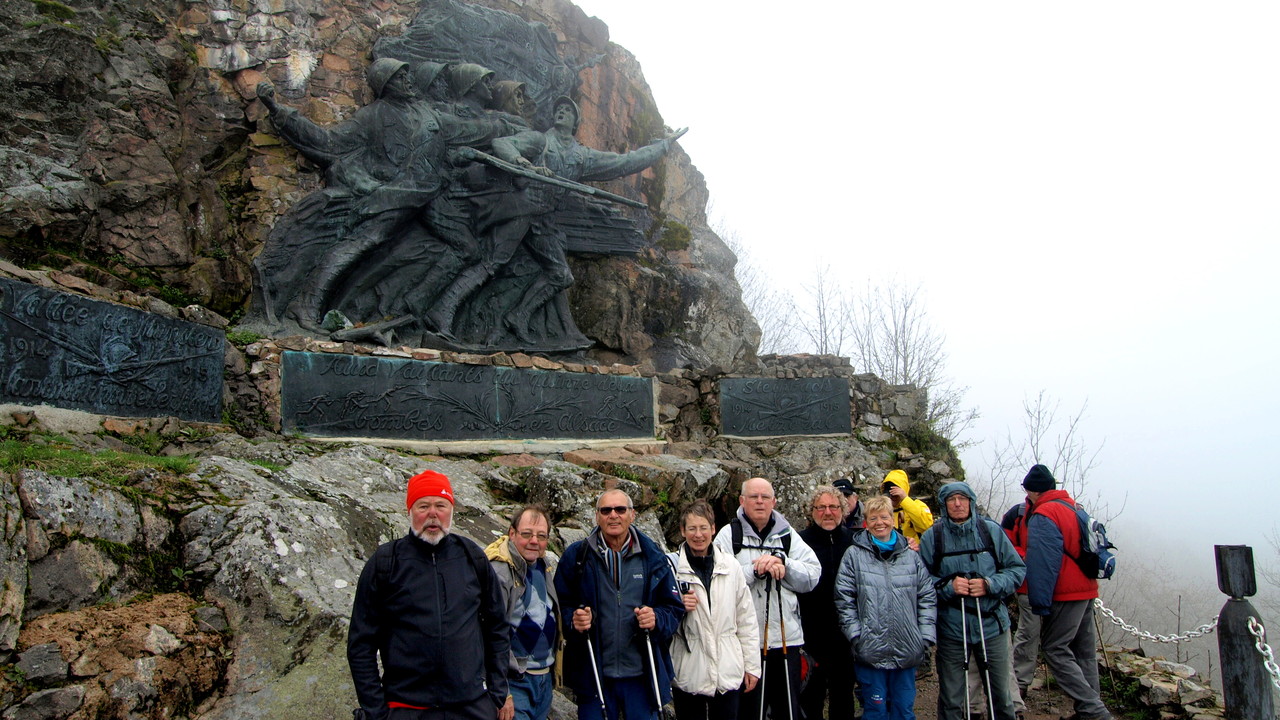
[714,478,821,720]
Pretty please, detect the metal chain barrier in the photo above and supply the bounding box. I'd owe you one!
[1247,616,1280,691]
[1094,598,1218,643]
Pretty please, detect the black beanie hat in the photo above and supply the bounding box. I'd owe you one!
[1022,464,1056,492]
[832,478,855,497]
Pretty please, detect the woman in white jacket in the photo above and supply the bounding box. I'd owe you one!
[668,500,761,720]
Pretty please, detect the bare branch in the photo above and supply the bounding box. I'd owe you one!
[972,390,1117,522]
[842,279,977,446]
[718,221,800,354]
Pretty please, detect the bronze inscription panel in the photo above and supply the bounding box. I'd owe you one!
[281,351,654,440]
[0,278,224,422]
[720,377,851,437]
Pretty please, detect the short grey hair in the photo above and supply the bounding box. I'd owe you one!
[596,489,634,508]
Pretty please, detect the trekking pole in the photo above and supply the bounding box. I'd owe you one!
[758,575,772,720]
[580,606,608,720]
[643,628,668,720]
[777,576,795,720]
[972,588,996,720]
[960,591,971,714]
[1093,604,1120,692]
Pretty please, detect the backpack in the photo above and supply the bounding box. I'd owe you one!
[926,515,1003,579]
[1049,499,1117,580]
[730,517,792,556]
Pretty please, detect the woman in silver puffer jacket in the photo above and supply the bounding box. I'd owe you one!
[834,495,937,720]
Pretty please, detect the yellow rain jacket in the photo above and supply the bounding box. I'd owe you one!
[883,469,934,540]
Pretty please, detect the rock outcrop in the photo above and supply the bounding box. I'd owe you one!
[0,427,756,719]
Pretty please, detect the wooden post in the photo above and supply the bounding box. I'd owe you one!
[1214,545,1274,720]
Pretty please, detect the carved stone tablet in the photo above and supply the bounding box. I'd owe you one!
[719,377,851,438]
[281,351,654,441]
[0,278,225,422]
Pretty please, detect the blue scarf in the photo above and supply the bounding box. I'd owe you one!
[871,530,899,552]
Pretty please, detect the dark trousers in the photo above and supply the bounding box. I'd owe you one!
[576,676,657,720]
[800,647,857,720]
[1039,600,1108,719]
[673,687,740,720]
[739,647,802,720]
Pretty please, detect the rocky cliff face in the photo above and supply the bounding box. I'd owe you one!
[0,0,760,371]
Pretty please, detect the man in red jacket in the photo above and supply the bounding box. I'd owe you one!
[1002,483,1040,700]
[1024,465,1113,720]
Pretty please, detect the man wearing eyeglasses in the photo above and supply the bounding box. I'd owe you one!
[486,505,561,720]
[714,478,821,720]
[798,485,859,720]
[555,490,685,720]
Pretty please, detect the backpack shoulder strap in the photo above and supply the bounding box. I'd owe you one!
[1048,498,1086,557]
[928,527,943,577]
[460,537,492,595]
[975,516,1001,571]
[732,517,792,555]
[375,537,401,586]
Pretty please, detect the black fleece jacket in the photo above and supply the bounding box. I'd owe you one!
[797,523,855,661]
[347,532,510,720]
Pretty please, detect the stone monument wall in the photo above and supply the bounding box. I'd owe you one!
[236,340,927,446]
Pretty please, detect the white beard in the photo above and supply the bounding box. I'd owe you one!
[415,526,449,545]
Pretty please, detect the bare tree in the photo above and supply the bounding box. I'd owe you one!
[794,264,849,355]
[712,232,977,445]
[843,280,979,446]
[975,390,1116,521]
[717,221,799,354]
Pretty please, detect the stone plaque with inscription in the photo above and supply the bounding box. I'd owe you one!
[281,351,655,441]
[0,278,225,422]
[720,377,851,438]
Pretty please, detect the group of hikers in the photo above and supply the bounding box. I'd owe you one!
[348,464,1112,720]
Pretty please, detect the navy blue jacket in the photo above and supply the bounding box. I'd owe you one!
[555,528,684,706]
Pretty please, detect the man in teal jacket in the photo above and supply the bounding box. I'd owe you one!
[919,482,1026,720]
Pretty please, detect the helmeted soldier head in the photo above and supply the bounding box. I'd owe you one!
[368,58,411,99]
[551,95,581,134]
[412,61,449,101]
[448,63,495,105]
[493,80,535,121]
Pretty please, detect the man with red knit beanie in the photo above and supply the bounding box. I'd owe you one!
[1024,465,1113,720]
[348,469,513,720]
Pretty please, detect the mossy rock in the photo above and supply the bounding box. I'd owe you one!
[657,220,691,252]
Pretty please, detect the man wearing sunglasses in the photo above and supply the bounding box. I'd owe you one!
[486,505,562,720]
[555,490,685,720]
